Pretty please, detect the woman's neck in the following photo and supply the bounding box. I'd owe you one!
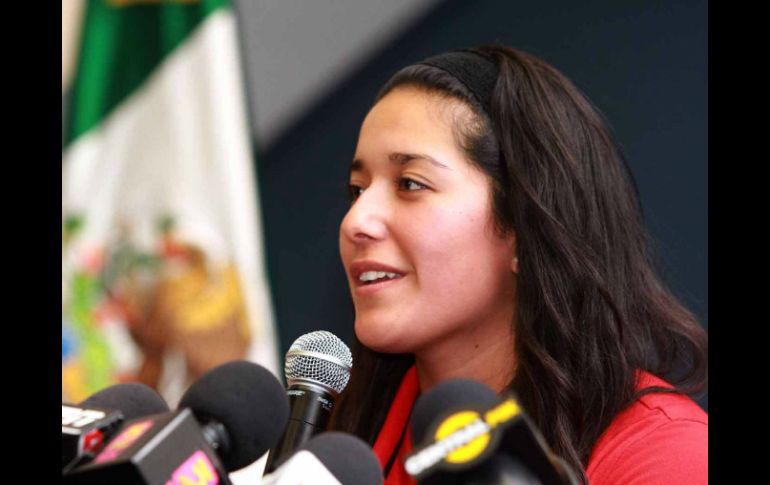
[413,315,516,394]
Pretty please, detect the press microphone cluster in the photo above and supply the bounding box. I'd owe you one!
[405,379,579,485]
[62,331,382,484]
[63,360,290,484]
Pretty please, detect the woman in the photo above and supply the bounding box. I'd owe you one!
[329,44,707,484]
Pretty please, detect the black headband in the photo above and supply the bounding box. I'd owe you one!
[418,48,499,116]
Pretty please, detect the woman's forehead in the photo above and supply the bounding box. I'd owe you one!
[356,88,472,163]
[367,86,471,128]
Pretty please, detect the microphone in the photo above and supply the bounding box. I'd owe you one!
[262,431,383,485]
[264,331,353,474]
[62,383,169,471]
[178,360,291,472]
[81,382,169,418]
[405,379,578,485]
[63,360,290,484]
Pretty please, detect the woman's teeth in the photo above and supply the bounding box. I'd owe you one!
[359,271,401,283]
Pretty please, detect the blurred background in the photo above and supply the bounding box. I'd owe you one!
[62,0,707,415]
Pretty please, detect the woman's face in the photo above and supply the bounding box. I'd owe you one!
[339,87,517,355]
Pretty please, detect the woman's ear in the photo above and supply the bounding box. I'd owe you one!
[508,232,518,274]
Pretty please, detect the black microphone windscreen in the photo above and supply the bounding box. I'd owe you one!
[178,360,290,471]
[79,382,169,419]
[410,378,500,445]
[301,432,383,485]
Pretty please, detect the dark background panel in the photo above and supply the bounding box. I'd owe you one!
[257,0,707,408]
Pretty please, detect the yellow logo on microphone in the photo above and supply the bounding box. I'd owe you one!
[405,397,521,476]
[434,410,489,464]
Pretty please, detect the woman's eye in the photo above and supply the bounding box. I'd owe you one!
[347,184,363,202]
[398,177,427,192]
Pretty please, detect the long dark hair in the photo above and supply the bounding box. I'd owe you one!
[329,44,707,483]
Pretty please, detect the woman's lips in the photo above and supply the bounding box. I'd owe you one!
[349,261,406,283]
[354,273,405,296]
[349,260,407,295]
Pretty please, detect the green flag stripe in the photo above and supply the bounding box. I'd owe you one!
[65,0,228,145]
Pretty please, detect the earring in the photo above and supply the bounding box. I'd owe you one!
[512,256,519,274]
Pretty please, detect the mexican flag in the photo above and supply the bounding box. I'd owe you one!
[62,0,280,407]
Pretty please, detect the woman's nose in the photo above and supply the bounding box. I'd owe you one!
[340,184,390,244]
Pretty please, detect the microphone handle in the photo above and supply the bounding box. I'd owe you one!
[264,385,333,474]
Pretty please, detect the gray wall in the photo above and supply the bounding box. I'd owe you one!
[232,0,441,147]
[243,0,707,407]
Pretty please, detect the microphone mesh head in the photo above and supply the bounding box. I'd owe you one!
[285,331,353,394]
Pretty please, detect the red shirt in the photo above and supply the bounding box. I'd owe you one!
[586,372,708,484]
[373,367,707,484]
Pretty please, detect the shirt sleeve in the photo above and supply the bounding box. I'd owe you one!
[587,419,708,485]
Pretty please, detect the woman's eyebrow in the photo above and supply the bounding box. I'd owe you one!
[350,159,364,174]
[350,152,451,173]
[389,152,451,170]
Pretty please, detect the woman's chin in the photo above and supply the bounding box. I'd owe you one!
[355,318,412,354]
